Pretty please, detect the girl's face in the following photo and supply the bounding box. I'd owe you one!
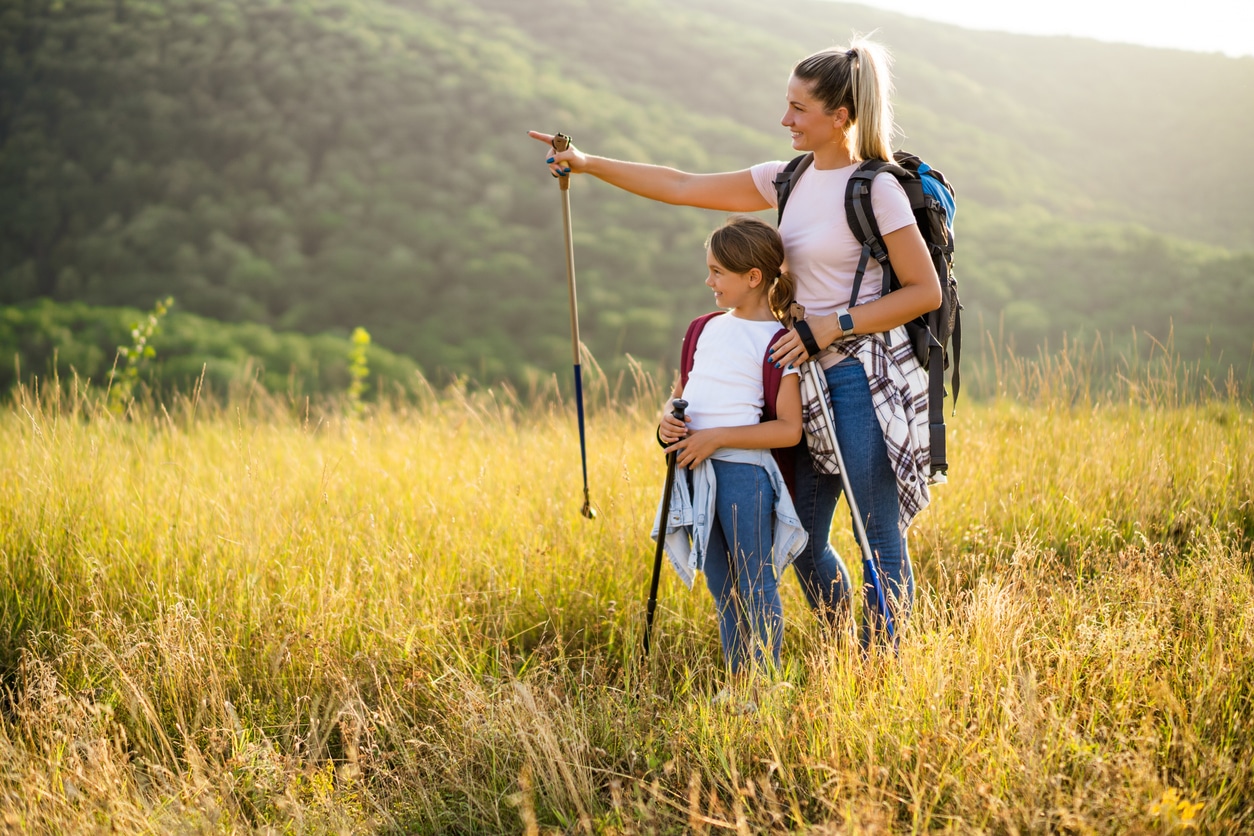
[705,250,762,311]
[781,74,846,153]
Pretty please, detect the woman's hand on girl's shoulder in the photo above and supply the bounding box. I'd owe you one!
[769,328,807,368]
[770,314,842,368]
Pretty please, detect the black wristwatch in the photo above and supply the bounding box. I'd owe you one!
[837,309,855,337]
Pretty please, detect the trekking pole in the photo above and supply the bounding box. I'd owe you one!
[801,361,894,644]
[551,132,596,520]
[643,398,688,658]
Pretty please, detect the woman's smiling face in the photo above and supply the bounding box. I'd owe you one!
[780,74,845,153]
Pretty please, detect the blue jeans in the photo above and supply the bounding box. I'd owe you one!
[790,357,914,648]
[699,460,784,674]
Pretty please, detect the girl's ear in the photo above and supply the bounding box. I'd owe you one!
[747,267,763,288]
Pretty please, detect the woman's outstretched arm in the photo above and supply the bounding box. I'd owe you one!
[528,131,770,213]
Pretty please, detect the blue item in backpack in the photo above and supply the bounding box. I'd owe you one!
[917,162,956,230]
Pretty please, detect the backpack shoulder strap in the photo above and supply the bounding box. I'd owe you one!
[773,154,813,225]
[679,311,724,388]
[844,159,907,257]
[760,327,789,422]
[762,325,797,498]
[844,159,911,304]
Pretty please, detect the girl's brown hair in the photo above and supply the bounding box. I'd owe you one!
[706,216,795,325]
[792,36,895,163]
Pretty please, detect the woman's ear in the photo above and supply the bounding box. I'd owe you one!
[832,105,850,129]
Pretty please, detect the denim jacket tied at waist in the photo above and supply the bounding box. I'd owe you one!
[649,447,808,590]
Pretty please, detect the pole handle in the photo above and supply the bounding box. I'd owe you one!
[552,132,572,191]
[670,398,688,424]
[663,399,689,463]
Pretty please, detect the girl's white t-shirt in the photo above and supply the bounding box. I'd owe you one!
[683,313,797,432]
[750,160,916,319]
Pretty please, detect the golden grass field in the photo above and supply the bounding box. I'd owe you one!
[1,350,1252,834]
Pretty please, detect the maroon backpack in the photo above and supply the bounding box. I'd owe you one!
[678,312,797,498]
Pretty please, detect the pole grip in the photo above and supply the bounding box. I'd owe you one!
[552,132,572,191]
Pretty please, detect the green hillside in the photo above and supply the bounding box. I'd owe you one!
[2,0,1252,390]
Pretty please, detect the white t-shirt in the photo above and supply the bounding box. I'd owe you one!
[683,313,798,432]
[750,160,916,319]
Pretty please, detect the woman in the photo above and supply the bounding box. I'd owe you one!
[531,38,940,646]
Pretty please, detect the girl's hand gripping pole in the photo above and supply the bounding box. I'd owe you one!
[643,399,689,658]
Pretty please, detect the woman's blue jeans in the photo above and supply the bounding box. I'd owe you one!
[790,357,914,648]
[700,459,784,674]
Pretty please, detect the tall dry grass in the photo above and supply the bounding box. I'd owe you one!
[1,349,1251,833]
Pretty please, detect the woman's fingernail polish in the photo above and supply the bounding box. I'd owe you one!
[546,157,555,163]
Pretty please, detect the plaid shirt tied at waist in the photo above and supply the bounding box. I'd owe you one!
[801,324,932,533]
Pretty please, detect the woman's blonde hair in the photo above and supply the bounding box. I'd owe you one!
[706,216,795,325]
[792,36,896,163]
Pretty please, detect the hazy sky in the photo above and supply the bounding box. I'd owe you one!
[851,0,1254,57]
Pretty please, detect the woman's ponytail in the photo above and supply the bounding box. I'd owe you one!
[847,40,894,163]
[793,36,896,163]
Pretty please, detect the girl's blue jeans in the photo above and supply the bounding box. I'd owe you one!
[700,459,784,674]
[790,356,914,648]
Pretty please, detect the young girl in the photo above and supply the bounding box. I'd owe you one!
[653,216,808,675]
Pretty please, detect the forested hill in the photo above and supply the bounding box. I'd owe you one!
[3,0,1252,390]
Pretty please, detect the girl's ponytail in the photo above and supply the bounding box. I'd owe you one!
[793,36,896,163]
[768,270,796,327]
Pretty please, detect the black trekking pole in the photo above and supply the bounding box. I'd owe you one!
[551,132,596,520]
[643,398,688,658]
